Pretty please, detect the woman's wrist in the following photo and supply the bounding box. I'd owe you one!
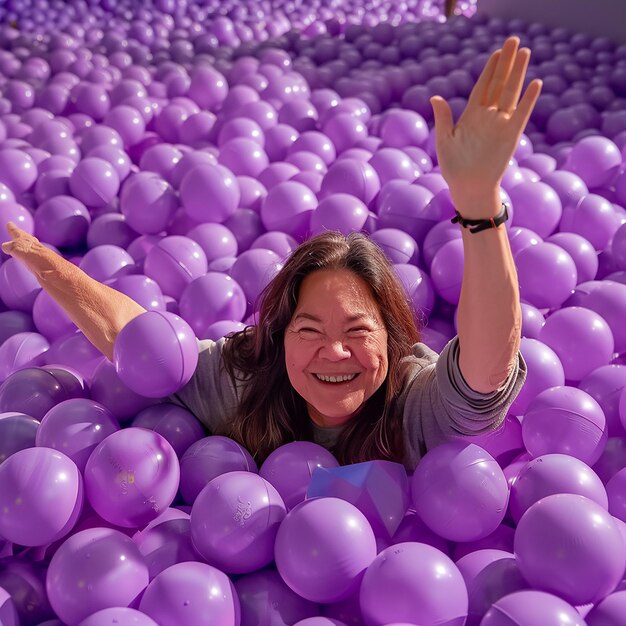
[449,187,502,220]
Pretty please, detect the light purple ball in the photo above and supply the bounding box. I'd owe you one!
[0,446,83,547]
[179,271,247,338]
[132,403,205,458]
[120,172,179,235]
[275,497,377,603]
[47,528,149,626]
[77,608,158,626]
[191,470,286,574]
[360,542,468,626]
[114,310,198,397]
[523,386,608,465]
[514,494,626,605]
[510,453,608,524]
[79,244,135,282]
[84,427,180,528]
[480,590,584,626]
[411,441,508,542]
[236,569,319,626]
[565,136,622,188]
[516,242,578,309]
[139,561,239,626]
[510,337,564,416]
[180,163,240,223]
[143,235,208,300]
[34,195,91,248]
[539,307,614,382]
[229,247,283,310]
[310,193,368,236]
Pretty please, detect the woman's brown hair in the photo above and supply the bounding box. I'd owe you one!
[221,231,421,465]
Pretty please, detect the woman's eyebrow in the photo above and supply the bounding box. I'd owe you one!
[293,312,375,323]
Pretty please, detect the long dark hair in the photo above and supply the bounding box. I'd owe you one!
[221,231,421,465]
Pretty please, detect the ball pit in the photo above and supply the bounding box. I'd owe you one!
[0,1,624,623]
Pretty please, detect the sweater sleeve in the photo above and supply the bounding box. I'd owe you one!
[169,337,240,434]
[402,336,527,469]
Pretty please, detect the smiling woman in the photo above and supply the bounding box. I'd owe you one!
[3,36,536,469]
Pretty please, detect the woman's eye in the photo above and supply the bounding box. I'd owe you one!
[348,327,370,335]
[298,327,320,335]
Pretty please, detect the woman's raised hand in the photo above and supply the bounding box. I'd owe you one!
[431,36,542,217]
[2,222,54,276]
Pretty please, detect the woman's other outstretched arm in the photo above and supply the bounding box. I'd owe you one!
[2,222,146,360]
[431,37,542,393]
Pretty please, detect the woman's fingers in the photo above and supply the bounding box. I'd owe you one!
[484,37,519,106]
[512,78,543,133]
[467,50,500,108]
[498,48,531,115]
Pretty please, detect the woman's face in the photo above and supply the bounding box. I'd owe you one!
[284,269,389,428]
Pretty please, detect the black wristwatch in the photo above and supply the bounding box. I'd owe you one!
[451,203,509,234]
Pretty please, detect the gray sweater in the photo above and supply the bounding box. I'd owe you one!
[172,335,527,469]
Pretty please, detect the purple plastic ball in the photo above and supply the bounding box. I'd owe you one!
[310,193,368,236]
[565,136,622,188]
[139,561,239,626]
[0,366,84,420]
[360,542,468,626]
[34,195,91,248]
[0,258,41,312]
[229,248,283,311]
[275,497,377,603]
[510,453,608,524]
[84,427,179,528]
[260,180,316,239]
[236,569,319,626]
[114,311,198,398]
[179,272,247,338]
[132,403,205,458]
[561,193,621,252]
[120,172,179,235]
[89,358,155,422]
[514,493,626,605]
[0,411,39,463]
[411,441,508,542]
[131,514,200,581]
[510,337,564,416]
[379,109,429,149]
[79,244,135,282]
[430,238,464,305]
[0,202,35,241]
[180,163,240,223]
[509,181,562,238]
[47,528,149,626]
[539,307,614,382]
[78,608,158,626]
[319,158,380,207]
[190,471,286,573]
[523,386,608,466]
[68,157,120,208]
[480,590,585,626]
[0,446,82,547]
[370,229,416,264]
[579,364,626,437]
[369,148,420,185]
[143,235,208,300]
[259,440,340,510]
[36,398,119,472]
[0,149,37,195]
[516,242,578,309]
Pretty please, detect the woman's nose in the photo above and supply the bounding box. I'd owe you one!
[319,339,351,360]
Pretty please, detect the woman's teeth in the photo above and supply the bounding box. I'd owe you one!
[315,373,357,383]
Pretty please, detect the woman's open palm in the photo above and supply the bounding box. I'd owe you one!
[431,36,542,211]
